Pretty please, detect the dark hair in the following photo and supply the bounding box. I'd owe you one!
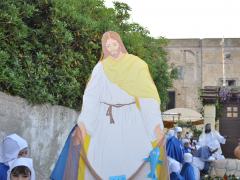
[11,166,31,177]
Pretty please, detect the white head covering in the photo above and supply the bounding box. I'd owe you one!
[182,138,190,144]
[0,134,28,163]
[8,134,28,151]
[166,129,175,138]
[7,157,35,180]
[168,156,181,173]
[174,127,182,133]
[170,160,181,173]
[184,153,193,163]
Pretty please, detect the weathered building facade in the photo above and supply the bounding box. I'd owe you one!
[165,38,240,112]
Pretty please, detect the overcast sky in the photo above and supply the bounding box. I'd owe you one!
[104,0,240,39]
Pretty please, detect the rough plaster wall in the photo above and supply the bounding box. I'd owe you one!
[165,44,202,111]
[0,92,79,179]
[203,104,216,129]
[201,39,240,87]
[165,38,240,112]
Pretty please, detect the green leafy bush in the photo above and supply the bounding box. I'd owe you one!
[0,0,174,110]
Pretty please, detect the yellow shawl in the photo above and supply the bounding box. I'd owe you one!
[102,54,160,104]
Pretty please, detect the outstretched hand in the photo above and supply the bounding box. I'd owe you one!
[72,122,87,146]
[154,124,165,147]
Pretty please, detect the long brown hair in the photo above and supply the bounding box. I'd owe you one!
[100,31,128,60]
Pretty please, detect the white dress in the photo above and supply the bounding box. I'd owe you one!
[78,62,163,179]
[198,131,226,160]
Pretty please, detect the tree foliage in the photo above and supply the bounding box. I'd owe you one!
[0,0,175,110]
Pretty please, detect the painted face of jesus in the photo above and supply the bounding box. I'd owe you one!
[105,38,121,58]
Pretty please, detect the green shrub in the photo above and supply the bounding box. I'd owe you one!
[0,0,174,110]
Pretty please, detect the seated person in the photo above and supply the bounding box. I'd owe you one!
[194,145,218,175]
[198,123,226,160]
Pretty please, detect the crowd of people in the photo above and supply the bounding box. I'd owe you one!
[0,124,227,180]
[0,134,35,180]
[167,123,226,180]
[1,123,226,180]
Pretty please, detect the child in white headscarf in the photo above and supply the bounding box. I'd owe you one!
[180,153,196,180]
[7,157,35,180]
[169,160,184,180]
[166,127,184,163]
[182,138,192,153]
[0,134,28,179]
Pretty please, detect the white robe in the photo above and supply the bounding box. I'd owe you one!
[192,157,204,180]
[198,131,226,160]
[77,62,163,179]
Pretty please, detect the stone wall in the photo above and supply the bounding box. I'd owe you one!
[165,39,202,111]
[201,38,240,87]
[0,92,79,180]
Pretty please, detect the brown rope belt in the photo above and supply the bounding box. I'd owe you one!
[101,101,136,124]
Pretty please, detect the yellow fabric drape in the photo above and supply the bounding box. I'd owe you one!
[102,54,160,104]
[152,141,170,180]
[78,135,91,180]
